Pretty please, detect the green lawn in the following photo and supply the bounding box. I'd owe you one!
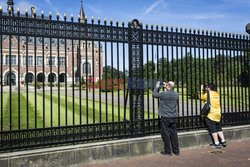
[0,92,156,131]
[0,86,248,131]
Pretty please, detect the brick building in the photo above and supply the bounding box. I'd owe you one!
[1,0,103,85]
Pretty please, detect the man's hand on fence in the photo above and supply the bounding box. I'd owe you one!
[156,81,161,88]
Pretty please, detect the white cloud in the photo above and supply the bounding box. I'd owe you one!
[0,1,7,12]
[16,0,37,13]
[223,0,250,5]
[86,4,101,15]
[186,13,225,20]
[0,0,37,14]
[142,0,165,16]
[44,0,63,19]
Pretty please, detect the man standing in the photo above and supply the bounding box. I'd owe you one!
[153,81,180,156]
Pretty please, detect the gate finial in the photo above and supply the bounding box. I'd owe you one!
[7,0,14,13]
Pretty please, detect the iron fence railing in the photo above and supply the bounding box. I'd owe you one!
[0,9,250,152]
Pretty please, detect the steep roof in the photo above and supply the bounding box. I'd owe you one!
[79,0,85,23]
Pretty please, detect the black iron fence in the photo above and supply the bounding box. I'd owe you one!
[0,9,250,152]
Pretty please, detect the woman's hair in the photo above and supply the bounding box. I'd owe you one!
[207,83,217,91]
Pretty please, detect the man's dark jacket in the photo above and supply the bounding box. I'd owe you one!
[153,86,179,117]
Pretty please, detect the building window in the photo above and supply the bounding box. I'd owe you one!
[22,56,34,66]
[36,56,43,66]
[59,57,65,66]
[83,62,91,75]
[28,56,34,66]
[23,56,25,65]
[5,55,16,65]
[47,56,56,66]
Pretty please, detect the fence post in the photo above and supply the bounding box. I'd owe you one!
[128,19,145,137]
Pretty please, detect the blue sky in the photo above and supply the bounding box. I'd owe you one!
[0,0,249,34]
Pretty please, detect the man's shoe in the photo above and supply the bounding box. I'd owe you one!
[173,152,180,156]
[160,151,172,156]
[221,141,227,147]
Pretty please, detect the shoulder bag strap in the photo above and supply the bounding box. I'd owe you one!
[207,91,210,105]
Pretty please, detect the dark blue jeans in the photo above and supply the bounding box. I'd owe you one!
[160,117,180,154]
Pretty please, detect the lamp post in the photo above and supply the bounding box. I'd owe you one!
[246,23,250,34]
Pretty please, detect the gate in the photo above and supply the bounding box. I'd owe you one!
[0,8,250,151]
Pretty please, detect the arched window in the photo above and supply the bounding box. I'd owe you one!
[59,73,66,83]
[4,72,16,85]
[83,62,91,75]
[25,73,34,83]
[48,73,57,83]
[37,73,45,82]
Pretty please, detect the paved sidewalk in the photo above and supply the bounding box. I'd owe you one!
[82,139,250,167]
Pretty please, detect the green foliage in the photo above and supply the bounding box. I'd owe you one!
[143,52,249,99]
[101,66,125,92]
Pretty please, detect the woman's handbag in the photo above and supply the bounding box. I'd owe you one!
[201,91,210,116]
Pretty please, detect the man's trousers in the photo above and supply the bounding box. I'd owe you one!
[160,117,180,154]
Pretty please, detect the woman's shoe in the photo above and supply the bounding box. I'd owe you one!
[210,143,221,149]
[221,141,227,147]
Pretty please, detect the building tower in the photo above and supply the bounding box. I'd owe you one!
[7,0,14,13]
[79,0,85,23]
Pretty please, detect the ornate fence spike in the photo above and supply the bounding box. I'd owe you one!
[25,9,28,16]
[57,12,60,20]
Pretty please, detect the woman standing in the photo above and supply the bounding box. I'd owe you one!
[199,83,227,148]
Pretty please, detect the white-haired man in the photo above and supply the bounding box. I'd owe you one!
[153,81,180,156]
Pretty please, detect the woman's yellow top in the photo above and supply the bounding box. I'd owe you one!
[200,91,221,122]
